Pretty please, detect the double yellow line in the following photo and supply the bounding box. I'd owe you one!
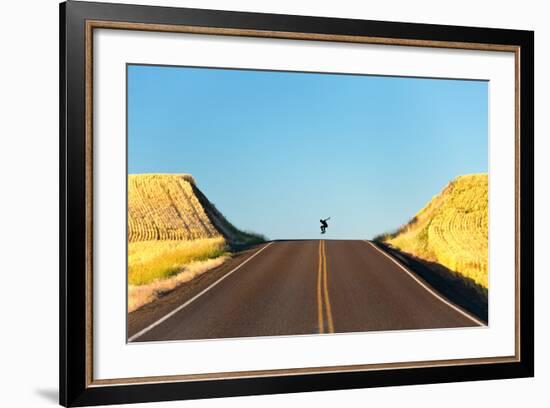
[317,240,334,333]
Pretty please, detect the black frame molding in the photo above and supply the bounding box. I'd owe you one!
[60,1,534,406]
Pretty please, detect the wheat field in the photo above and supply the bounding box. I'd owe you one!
[127,174,265,311]
[128,174,221,242]
[379,174,488,288]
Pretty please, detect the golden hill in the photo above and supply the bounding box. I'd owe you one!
[378,174,488,288]
[127,174,264,306]
[128,174,260,244]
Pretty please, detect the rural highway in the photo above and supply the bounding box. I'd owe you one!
[128,240,483,342]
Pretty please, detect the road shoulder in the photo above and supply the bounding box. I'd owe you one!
[127,242,271,339]
[369,241,488,324]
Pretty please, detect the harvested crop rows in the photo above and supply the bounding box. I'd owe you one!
[386,174,488,288]
[128,174,222,242]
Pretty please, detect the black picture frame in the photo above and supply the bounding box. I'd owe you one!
[60,1,534,406]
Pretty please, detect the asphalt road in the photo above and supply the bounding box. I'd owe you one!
[128,240,482,342]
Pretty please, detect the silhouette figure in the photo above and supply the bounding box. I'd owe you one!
[320,217,330,234]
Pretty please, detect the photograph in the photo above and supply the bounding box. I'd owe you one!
[126,64,489,342]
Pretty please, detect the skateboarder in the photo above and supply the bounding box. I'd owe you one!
[320,217,330,234]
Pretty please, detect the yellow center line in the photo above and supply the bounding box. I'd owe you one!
[317,240,335,334]
[317,240,324,333]
[322,240,335,333]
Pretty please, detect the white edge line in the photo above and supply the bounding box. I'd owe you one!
[364,241,486,327]
[128,242,275,342]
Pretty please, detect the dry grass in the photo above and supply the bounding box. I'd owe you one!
[127,173,266,311]
[128,174,221,242]
[378,174,488,288]
[128,255,229,313]
[128,237,228,286]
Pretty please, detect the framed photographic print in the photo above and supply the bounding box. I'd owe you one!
[59,1,534,406]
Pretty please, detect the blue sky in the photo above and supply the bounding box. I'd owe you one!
[127,64,488,240]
